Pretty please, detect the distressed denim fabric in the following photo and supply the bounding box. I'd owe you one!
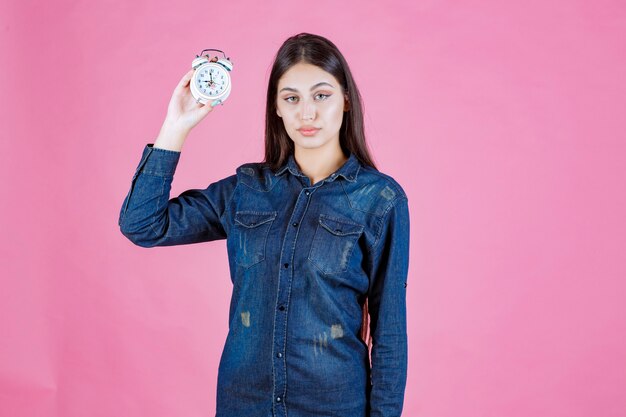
[119,144,410,417]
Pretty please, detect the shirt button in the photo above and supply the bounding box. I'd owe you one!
[283,263,289,268]
[276,396,282,402]
[292,222,298,227]
[278,305,285,311]
[277,352,283,358]
[305,190,310,195]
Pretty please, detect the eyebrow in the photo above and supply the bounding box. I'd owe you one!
[279,82,335,93]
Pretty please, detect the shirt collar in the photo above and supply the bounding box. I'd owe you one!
[274,151,360,183]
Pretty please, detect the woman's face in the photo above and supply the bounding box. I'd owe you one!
[276,62,349,152]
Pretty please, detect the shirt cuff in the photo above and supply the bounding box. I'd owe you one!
[135,143,181,177]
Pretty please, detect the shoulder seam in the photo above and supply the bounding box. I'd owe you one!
[366,195,408,255]
[219,173,239,225]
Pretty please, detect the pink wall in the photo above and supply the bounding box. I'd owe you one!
[1,0,625,416]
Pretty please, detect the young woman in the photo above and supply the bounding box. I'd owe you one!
[119,32,410,417]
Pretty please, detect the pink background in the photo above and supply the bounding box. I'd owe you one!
[1,0,625,416]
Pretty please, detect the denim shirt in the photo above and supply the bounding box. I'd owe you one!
[119,144,410,417]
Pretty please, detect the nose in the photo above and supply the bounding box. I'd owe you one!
[301,100,315,120]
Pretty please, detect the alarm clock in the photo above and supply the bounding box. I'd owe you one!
[189,48,233,106]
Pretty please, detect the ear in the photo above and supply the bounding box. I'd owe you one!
[344,94,350,112]
[276,108,282,118]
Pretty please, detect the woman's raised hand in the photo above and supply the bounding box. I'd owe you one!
[164,68,220,132]
[154,68,221,151]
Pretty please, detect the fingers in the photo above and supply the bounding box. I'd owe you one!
[198,99,221,108]
[197,101,212,115]
[196,99,221,116]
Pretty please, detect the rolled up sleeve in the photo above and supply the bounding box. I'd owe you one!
[118,143,237,247]
[366,196,410,417]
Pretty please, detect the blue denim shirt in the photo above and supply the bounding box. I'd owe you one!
[119,144,410,417]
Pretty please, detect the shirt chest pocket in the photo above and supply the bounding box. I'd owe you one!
[233,211,277,269]
[308,214,364,275]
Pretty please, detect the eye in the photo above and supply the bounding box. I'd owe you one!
[283,93,332,104]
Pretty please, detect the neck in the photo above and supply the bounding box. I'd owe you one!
[294,144,348,186]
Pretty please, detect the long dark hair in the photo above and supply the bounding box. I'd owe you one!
[263,32,378,172]
[262,32,376,356]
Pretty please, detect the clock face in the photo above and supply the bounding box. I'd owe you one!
[194,63,230,97]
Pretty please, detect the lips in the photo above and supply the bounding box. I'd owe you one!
[298,127,320,136]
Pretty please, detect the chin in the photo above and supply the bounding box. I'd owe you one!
[296,137,327,147]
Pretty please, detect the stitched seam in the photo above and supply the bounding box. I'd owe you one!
[235,218,275,269]
[319,213,364,229]
[339,169,406,218]
[219,179,239,226]
[149,177,166,238]
[366,196,407,255]
[149,147,180,155]
[239,180,274,192]
[351,163,361,182]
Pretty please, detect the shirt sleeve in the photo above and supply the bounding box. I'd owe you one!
[118,143,237,247]
[366,196,410,417]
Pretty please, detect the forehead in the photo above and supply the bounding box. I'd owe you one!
[277,62,338,88]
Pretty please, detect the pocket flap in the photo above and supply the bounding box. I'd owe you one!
[234,211,277,228]
[318,215,364,236]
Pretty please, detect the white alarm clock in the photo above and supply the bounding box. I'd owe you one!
[189,48,233,106]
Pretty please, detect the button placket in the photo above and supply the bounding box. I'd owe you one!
[271,186,313,416]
